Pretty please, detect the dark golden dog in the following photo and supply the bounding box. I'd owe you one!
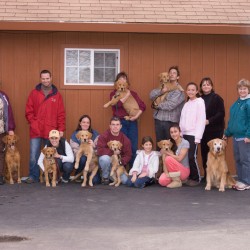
[151,72,184,109]
[103,80,140,120]
[156,139,174,180]
[72,130,98,187]
[40,147,57,187]
[107,140,128,187]
[205,138,236,192]
[2,134,21,184]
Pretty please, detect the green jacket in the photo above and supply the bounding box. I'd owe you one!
[224,95,250,138]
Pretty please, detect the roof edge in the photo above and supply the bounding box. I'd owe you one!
[0,21,250,35]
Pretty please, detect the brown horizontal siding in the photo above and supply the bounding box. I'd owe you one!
[0,30,250,177]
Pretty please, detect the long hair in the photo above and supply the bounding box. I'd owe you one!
[186,82,200,101]
[169,123,181,154]
[76,114,93,133]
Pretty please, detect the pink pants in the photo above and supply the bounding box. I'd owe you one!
[159,156,190,187]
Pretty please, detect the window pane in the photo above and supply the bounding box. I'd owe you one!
[79,50,90,66]
[94,68,104,82]
[105,68,116,82]
[66,50,78,66]
[94,53,104,67]
[79,67,90,83]
[105,53,117,67]
[66,67,78,83]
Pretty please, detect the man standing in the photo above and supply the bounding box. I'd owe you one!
[24,69,65,183]
[97,117,132,185]
[150,66,185,148]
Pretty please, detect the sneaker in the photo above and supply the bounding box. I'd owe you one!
[23,177,35,184]
[61,177,69,183]
[102,178,110,185]
[233,181,250,191]
[0,176,5,185]
[185,179,200,187]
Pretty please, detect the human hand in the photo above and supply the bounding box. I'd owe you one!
[244,138,250,143]
[114,149,121,155]
[131,175,137,183]
[88,139,94,146]
[59,131,64,137]
[8,130,14,135]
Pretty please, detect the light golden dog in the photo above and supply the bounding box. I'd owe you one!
[156,139,174,179]
[107,140,128,187]
[151,72,184,109]
[40,147,57,187]
[205,138,236,192]
[2,134,21,184]
[73,130,98,187]
[103,80,140,120]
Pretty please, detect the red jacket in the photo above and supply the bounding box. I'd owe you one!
[25,84,65,139]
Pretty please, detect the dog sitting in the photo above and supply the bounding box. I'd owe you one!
[107,140,128,187]
[151,72,184,109]
[40,147,57,187]
[2,134,21,184]
[103,80,140,120]
[72,130,98,187]
[156,139,174,180]
[205,138,236,192]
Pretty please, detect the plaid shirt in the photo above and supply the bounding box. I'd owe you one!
[149,86,185,122]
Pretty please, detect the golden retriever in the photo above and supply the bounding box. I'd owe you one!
[156,139,174,180]
[2,134,21,184]
[205,138,236,192]
[107,140,128,187]
[72,130,98,187]
[151,72,184,109]
[40,147,57,187]
[103,80,140,120]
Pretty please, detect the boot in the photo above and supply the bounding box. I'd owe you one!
[167,172,182,188]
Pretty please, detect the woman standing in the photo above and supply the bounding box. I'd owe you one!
[200,77,225,181]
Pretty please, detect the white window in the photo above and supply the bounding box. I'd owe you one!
[64,48,120,85]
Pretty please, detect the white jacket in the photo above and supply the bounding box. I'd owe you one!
[180,97,206,143]
[129,150,159,178]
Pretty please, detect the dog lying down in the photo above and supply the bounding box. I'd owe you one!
[205,138,236,192]
[107,140,128,187]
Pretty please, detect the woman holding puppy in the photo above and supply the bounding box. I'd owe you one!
[126,136,159,188]
[70,114,101,184]
[158,124,190,188]
[109,72,146,168]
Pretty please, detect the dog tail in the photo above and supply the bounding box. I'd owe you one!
[226,173,236,188]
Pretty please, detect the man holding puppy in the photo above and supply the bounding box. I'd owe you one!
[97,117,132,185]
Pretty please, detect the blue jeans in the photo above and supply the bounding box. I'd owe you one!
[75,155,101,185]
[99,155,128,184]
[121,119,138,167]
[233,139,250,185]
[29,138,47,181]
[56,159,74,181]
[126,175,153,188]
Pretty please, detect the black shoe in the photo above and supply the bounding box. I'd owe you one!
[185,179,200,187]
[102,178,110,185]
[0,176,5,185]
[23,177,35,184]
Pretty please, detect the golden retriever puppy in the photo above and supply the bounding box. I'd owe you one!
[103,80,140,120]
[2,134,21,184]
[151,72,184,109]
[156,139,174,180]
[73,130,98,187]
[205,138,236,192]
[41,147,57,187]
[107,140,128,187]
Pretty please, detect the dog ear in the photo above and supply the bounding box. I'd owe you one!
[76,131,81,140]
[14,134,19,141]
[88,132,93,139]
[2,135,7,144]
[42,147,47,154]
[157,141,162,149]
[169,140,173,148]
[158,73,163,79]
[118,141,123,150]
[107,141,112,149]
[207,139,213,147]
[52,148,57,154]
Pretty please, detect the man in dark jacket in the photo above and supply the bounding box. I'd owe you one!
[24,69,65,183]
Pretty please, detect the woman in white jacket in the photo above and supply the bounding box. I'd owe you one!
[126,136,159,188]
[180,82,206,186]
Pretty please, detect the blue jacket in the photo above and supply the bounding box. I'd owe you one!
[224,95,250,138]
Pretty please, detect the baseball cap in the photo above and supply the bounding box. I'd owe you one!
[49,130,60,138]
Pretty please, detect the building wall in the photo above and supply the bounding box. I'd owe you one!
[0,31,250,177]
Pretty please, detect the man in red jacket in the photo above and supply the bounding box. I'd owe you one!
[24,69,65,183]
[97,116,132,185]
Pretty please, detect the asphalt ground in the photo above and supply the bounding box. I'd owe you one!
[0,181,250,250]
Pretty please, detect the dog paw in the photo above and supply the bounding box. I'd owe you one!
[17,179,21,184]
[115,183,120,187]
[109,182,115,186]
[89,182,93,187]
[10,180,14,184]
[219,188,225,192]
[81,183,87,187]
[205,186,211,191]
[46,183,50,187]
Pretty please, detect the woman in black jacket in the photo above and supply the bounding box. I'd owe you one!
[200,77,225,181]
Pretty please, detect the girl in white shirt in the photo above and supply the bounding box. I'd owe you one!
[126,136,159,188]
[180,82,206,186]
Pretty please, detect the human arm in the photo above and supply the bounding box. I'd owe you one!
[166,148,188,163]
[55,141,74,163]
[194,99,206,143]
[37,148,46,171]
[207,95,225,126]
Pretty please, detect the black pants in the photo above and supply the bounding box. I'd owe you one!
[154,119,174,150]
[200,130,224,179]
[183,135,200,182]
